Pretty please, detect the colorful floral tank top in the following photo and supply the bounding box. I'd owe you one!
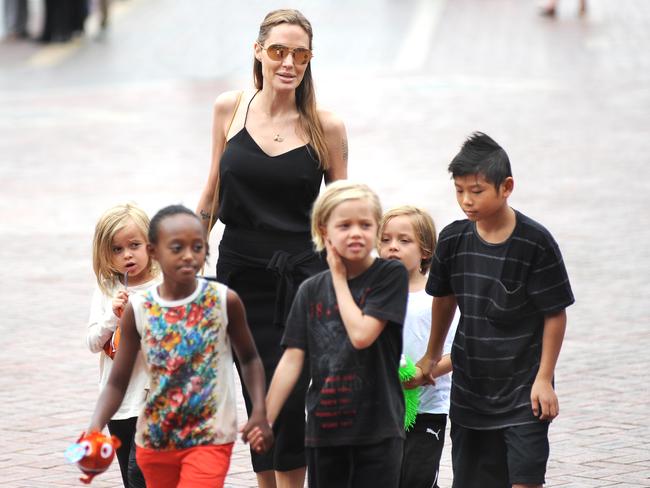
[131,279,237,450]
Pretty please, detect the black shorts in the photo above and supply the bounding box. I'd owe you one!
[399,413,447,488]
[451,421,550,488]
[307,437,404,488]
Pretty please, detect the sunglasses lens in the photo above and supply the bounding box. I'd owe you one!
[265,44,312,64]
[266,45,286,61]
[294,48,312,65]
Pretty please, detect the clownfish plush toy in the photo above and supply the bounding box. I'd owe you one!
[65,431,121,484]
[102,326,121,359]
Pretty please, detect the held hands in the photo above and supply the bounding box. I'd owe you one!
[403,366,431,389]
[240,411,273,454]
[530,378,559,421]
[111,290,129,319]
[415,355,440,386]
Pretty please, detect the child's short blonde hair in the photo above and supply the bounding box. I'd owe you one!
[311,180,382,252]
[379,206,437,274]
[92,203,153,294]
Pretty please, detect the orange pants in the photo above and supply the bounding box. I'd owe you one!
[136,443,233,488]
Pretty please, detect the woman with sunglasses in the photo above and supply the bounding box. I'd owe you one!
[196,9,347,488]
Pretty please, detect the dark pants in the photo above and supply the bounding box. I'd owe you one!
[306,437,403,488]
[400,413,447,488]
[40,0,87,42]
[450,421,550,488]
[3,0,28,36]
[108,417,146,488]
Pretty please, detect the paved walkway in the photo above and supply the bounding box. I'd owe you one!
[0,0,648,486]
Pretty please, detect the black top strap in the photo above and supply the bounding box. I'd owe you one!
[243,90,260,127]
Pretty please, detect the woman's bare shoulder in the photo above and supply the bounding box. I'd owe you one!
[317,108,346,135]
[213,90,247,117]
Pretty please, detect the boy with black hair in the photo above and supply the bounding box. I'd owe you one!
[418,132,574,488]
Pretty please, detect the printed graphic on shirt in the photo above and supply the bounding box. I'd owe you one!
[283,259,409,447]
[316,372,361,430]
[139,283,225,449]
[308,299,365,433]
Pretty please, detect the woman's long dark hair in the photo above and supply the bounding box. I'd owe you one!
[253,9,330,169]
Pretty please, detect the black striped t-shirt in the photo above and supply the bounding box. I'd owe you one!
[426,210,574,429]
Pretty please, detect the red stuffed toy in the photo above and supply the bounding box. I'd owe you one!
[65,431,121,484]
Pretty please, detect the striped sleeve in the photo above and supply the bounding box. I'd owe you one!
[426,224,458,297]
[527,232,574,314]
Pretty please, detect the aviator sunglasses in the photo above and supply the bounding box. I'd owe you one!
[262,44,313,65]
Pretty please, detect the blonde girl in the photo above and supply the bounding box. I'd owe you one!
[87,205,272,488]
[87,203,160,488]
[264,181,409,488]
[378,206,457,488]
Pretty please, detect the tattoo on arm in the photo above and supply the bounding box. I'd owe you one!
[342,136,348,164]
[199,210,212,221]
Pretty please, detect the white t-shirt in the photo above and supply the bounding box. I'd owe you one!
[403,289,458,414]
[86,276,160,420]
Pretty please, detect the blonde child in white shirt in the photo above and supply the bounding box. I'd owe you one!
[378,206,458,488]
[86,203,160,488]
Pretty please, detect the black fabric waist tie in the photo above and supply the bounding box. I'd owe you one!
[218,245,321,327]
[266,248,317,327]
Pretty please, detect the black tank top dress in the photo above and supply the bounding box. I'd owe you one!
[216,93,326,472]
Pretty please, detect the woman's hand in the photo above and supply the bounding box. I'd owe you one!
[111,290,129,319]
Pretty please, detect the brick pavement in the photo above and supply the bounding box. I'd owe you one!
[1,0,649,486]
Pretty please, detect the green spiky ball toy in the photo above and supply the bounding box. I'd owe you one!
[399,354,420,431]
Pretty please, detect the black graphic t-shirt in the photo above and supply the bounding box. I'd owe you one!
[282,258,408,447]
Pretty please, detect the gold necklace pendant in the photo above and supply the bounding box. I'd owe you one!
[273,133,284,142]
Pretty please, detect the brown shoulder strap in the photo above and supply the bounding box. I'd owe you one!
[207,90,244,236]
[225,90,244,140]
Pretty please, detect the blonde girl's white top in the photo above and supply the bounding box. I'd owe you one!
[86,276,161,420]
[403,289,459,414]
[131,279,238,449]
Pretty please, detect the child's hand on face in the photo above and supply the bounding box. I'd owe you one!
[324,239,347,279]
[111,290,129,319]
